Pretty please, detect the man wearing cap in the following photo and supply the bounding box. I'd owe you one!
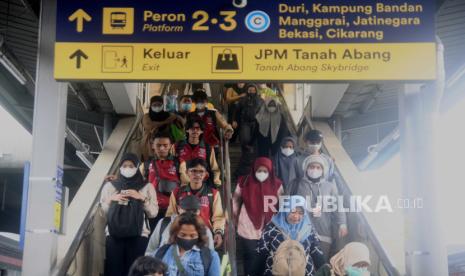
[300,129,335,182]
[289,154,348,261]
[166,158,226,249]
[189,89,234,147]
[145,195,214,255]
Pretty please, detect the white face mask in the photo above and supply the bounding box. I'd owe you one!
[255,171,269,182]
[308,143,322,153]
[267,106,277,113]
[196,103,206,110]
[120,167,138,178]
[151,106,163,113]
[281,147,294,157]
[307,168,323,179]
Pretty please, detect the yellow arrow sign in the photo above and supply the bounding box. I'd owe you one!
[68,9,92,33]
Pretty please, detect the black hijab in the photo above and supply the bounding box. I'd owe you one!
[149,96,170,121]
[113,153,146,191]
[232,83,247,95]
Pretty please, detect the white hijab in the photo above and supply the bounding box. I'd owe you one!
[329,242,371,275]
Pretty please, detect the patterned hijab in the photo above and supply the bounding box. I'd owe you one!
[271,195,313,242]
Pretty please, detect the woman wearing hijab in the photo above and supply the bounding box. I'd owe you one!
[288,155,348,260]
[232,157,283,276]
[315,242,371,276]
[273,136,303,192]
[100,153,159,276]
[141,96,178,160]
[255,96,290,158]
[255,195,325,276]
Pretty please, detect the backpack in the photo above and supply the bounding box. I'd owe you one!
[155,244,212,276]
[271,223,307,276]
[158,217,172,244]
[144,158,180,194]
[107,183,148,238]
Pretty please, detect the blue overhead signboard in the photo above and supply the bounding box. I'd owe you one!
[54,0,437,81]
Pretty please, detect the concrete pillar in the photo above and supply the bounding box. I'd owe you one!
[22,0,68,274]
[399,39,447,275]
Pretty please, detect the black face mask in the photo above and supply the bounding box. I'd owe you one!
[176,237,197,251]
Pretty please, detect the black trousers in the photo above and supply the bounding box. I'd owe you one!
[235,122,256,177]
[237,235,259,276]
[104,236,149,276]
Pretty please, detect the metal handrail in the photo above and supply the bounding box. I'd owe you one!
[216,86,237,276]
[53,101,144,276]
[222,138,237,276]
[278,86,400,276]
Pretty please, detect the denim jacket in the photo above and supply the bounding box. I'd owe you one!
[152,244,220,276]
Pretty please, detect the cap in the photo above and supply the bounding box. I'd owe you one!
[305,129,323,143]
[179,195,201,211]
[193,90,208,102]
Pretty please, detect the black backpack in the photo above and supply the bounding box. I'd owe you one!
[158,217,172,244]
[155,244,212,276]
[107,183,148,238]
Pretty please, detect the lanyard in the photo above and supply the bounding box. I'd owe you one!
[172,245,187,276]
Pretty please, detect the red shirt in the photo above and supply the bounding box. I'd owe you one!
[173,185,217,230]
[147,158,179,209]
[193,111,219,147]
[176,141,209,162]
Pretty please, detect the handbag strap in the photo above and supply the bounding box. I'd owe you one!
[172,245,187,275]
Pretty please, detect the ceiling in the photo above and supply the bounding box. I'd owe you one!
[0,0,116,168]
[1,0,465,170]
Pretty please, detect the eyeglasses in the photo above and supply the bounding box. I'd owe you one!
[189,127,202,131]
[189,169,206,175]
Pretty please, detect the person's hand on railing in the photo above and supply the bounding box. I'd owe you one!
[339,224,348,238]
[104,175,117,182]
[312,204,322,217]
[224,129,234,140]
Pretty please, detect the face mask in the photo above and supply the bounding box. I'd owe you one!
[346,266,369,276]
[308,143,322,153]
[165,103,177,112]
[281,148,294,157]
[151,106,163,113]
[181,103,192,111]
[267,106,277,113]
[307,169,323,179]
[255,171,269,182]
[196,103,206,110]
[120,167,137,178]
[176,237,197,251]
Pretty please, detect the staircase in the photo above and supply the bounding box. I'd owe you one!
[228,142,242,188]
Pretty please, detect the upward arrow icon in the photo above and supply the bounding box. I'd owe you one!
[68,9,92,33]
[69,49,88,69]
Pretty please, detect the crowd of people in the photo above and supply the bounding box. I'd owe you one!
[99,83,371,276]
